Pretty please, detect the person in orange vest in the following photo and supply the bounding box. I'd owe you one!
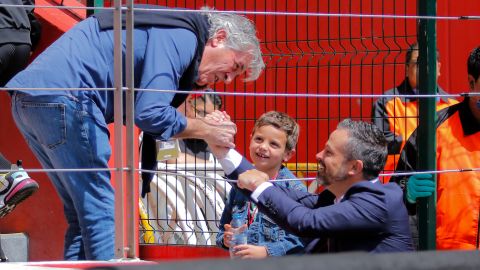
[372,43,458,183]
[391,46,480,250]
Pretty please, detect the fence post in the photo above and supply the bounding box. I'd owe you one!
[417,0,437,250]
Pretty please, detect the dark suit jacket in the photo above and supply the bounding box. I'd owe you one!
[229,157,413,253]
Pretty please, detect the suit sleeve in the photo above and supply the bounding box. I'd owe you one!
[225,157,325,210]
[255,185,388,238]
[372,97,403,154]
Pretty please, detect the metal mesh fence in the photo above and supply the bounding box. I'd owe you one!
[130,0,421,246]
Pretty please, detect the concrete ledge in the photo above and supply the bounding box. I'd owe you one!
[0,233,28,262]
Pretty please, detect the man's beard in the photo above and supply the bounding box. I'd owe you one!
[316,163,348,187]
[316,162,330,186]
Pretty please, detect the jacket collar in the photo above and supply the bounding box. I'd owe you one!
[396,79,450,103]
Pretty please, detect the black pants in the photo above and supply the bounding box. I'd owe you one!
[0,43,31,87]
[0,152,10,169]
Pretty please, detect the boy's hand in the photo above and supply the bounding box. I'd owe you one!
[223,223,247,247]
[238,169,269,191]
[231,244,268,259]
[222,224,234,247]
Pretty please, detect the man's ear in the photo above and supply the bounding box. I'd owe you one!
[349,160,363,176]
[211,29,227,47]
[468,75,476,90]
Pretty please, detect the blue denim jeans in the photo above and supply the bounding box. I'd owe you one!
[11,93,114,260]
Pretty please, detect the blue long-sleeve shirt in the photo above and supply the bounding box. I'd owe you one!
[7,16,198,140]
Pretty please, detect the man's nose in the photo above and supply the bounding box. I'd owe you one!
[315,150,323,161]
[224,73,235,84]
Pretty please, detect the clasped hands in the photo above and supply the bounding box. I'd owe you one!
[202,110,237,157]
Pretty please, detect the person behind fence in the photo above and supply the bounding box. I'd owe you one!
[0,0,42,218]
[391,46,480,250]
[5,5,264,260]
[208,117,413,253]
[215,111,305,259]
[0,0,41,86]
[165,91,223,164]
[372,42,458,183]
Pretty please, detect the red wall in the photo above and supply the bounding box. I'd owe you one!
[1,0,480,261]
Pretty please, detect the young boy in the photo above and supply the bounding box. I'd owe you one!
[215,111,306,258]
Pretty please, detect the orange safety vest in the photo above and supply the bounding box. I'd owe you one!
[372,80,458,183]
[435,102,480,249]
[393,99,480,249]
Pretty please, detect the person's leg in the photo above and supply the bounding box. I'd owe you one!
[0,43,31,87]
[11,93,114,260]
[0,153,10,170]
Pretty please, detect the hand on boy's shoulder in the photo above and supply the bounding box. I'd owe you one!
[238,169,269,191]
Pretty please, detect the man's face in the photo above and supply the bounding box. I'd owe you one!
[185,97,216,118]
[196,31,252,88]
[406,50,441,90]
[315,129,353,186]
[468,75,480,111]
[249,125,293,178]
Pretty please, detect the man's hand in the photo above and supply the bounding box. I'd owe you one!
[231,244,268,259]
[203,110,237,133]
[203,110,236,158]
[406,173,436,204]
[238,169,269,191]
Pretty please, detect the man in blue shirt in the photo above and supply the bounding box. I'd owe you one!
[6,6,264,260]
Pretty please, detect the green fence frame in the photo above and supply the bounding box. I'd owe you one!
[417,0,437,250]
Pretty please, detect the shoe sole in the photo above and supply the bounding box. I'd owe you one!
[0,179,39,218]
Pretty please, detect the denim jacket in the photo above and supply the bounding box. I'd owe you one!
[216,166,306,256]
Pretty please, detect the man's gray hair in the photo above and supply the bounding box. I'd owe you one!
[202,7,265,81]
[337,119,387,180]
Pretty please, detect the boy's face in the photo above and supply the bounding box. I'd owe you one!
[249,125,294,178]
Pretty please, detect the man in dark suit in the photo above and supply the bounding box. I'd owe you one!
[208,118,413,253]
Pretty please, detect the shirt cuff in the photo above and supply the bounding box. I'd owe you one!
[251,182,273,203]
[217,148,243,175]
